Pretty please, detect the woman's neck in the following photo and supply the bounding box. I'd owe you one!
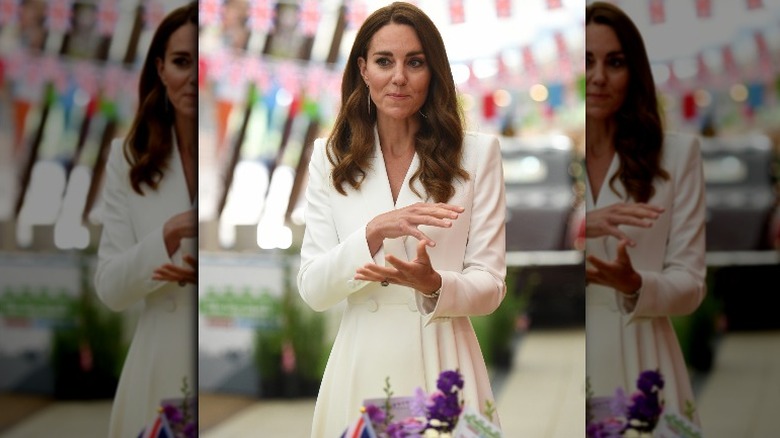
[586,117,617,158]
[376,115,420,157]
[173,116,196,154]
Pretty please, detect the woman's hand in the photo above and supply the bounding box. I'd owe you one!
[586,202,664,246]
[366,202,464,255]
[355,240,442,295]
[162,209,197,256]
[152,254,197,285]
[586,239,641,295]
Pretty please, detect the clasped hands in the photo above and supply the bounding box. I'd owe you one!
[585,202,664,295]
[153,209,197,286]
[354,202,463,295]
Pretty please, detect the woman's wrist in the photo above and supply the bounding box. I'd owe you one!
[620,272,642,298]
[420,273,442,298]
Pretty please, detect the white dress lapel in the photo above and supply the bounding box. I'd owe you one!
[367,127,424,262]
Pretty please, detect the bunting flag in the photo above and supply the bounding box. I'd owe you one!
[521,46,538,80]
[143,0,166,30]
[696,53,710,82]
[40,55,68,94]
[449,0,465,24]
[649,0,665,24]
[73,61,99,96]
[554,32,571,80]
[0,0,18,26]
[248,0,275,33]
[495,0,511,18]
[695,0,712,18]
[747,82,763,109]
[97,0,119,37]
[200,0,222,27]
[665,63,680,90]
[101,64,125,102]
[140,411,174,438]
[546,0,562,9]
[721,46,738,79]
[753,32,773,76]
[682,92,697,120]
[345,0,368,29]
[47,0,72,33]
[340,412,377,438]
[483,92,496,119]
[299,0,320,37]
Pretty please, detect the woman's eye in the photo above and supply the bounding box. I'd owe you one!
[408,58,425,68]
[376,58,391,67]
[608,58,625,68]
[174,57,191,67]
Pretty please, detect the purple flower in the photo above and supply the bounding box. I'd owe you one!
[162,403,183,424]
[436,370,464,393]
[636,369,664,394]
[626,392,662,432]
[364,403,386,425]
[587,418,624,438]
[427,391,462,428]
[410,387,428,418]
[609,387,629,418]
[183,422,196,438]
[386,417,427,437]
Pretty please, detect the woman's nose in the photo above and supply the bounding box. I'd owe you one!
[588,62,606,85]
[391,65,408,86]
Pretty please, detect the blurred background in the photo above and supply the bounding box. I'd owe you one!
[0,0,191,436]
[0,0,777,437]
[195,0,586,436]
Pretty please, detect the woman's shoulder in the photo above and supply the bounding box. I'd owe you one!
[463,131,500,148]
[663,131,700,153]
[462,131,501,158]
[663,131,701,157]
[107,137,128,166]
[662,131,702,170]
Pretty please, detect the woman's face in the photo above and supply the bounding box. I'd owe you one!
[156,23,197,120]
[585,23,629,122]
[358,23,431,122]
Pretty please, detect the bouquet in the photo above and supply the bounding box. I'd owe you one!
[586,370,701,438]
[587,369,665,438]
[342,369,502,438]
[139,378,197,438]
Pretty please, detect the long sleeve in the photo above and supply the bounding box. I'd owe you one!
[624,136,707,321]
[297,139,376,312]
[94,140,171,312]
[418,134,507,325]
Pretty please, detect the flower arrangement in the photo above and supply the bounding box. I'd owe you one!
[139,377,197,438]
[343,369,502,438]
[586,370,665,438]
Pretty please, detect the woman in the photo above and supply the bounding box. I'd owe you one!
[297,3,506,437]
[94,2,197,437]
[584,1,706,428]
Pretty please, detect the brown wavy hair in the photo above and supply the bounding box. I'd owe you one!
[586,2,668,203]
[327,2,468,203]
[123,1,197,195]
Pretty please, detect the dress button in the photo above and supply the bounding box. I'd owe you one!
[366,298,378,312]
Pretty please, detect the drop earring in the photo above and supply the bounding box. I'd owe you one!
[366,85,371,115]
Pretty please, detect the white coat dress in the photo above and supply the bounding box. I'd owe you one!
[94,138,196,438]
[585,132,706,426]
[297,131,507,438]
